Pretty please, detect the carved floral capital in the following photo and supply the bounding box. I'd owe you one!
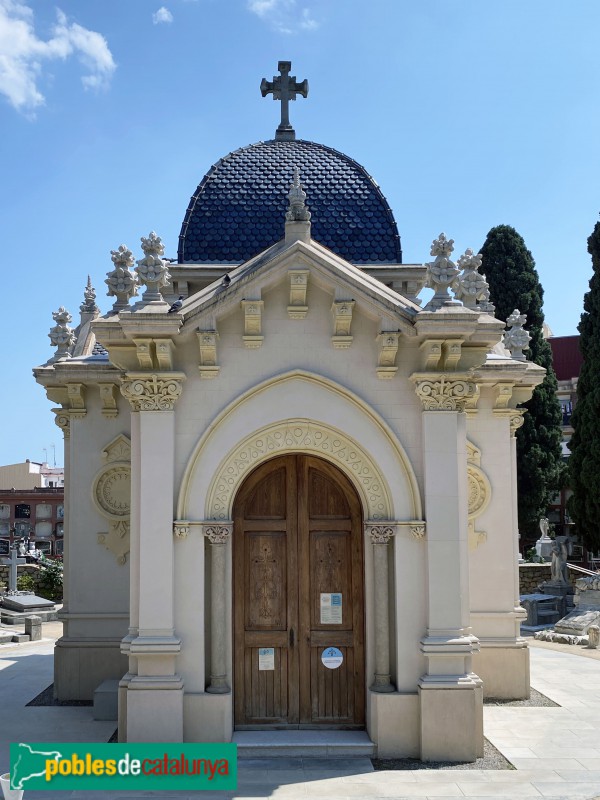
[366,524,395,545]
[410,522,426,539]
[509,411,526,435]
[203,524,233,545]
[412,375,478,411]
[173,521,191,539]
[120,373,185,411]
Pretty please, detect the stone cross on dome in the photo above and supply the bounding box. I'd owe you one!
[261,61,308,141]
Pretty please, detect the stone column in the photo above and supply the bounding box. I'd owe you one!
[204,524,233,694]
[120,372,186,742]
[412,375,483,762]
[366,524,395,693]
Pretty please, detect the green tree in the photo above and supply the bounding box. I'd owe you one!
[480,225,565,539]
[567,220,600,552]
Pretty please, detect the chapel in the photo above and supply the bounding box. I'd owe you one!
[34,62,543,761]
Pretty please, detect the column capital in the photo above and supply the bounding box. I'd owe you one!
[365,523,395,545]
[203,523,233,545]
[120,372,186,411]
[509,410,526,435]
[411,373,478,412]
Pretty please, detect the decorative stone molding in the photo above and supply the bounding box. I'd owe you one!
[287,270,309,319]
[48,307,76,362]
[410,522,426,539]
[420,340,444,371]
[493,382,514,410]
[206,420,391,521]
[197,331,220,379]
[424,233,460,310]
[241,300,264,348]
[376,333,400,379]
[504,309,531,361]
[467,440,491,551]
[332,301,355,349]
[443,340,463,371]
[365,524,394,544]
[52,409,71,439]
[133,338,154,369]
[173,521,191,539]
[155,339,175,371]
[509,410,526,435]
[120,373,185,411]
[134,231,171,306]
[412,375,478,412]
[93,435,132,565]
[106,244,138,312]
[98,521,130,566]
[203,524,233,545]
[67,383,86,418]
[98,383,119,418]
[101,434,131,463]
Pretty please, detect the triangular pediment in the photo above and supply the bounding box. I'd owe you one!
[178,238,420,336]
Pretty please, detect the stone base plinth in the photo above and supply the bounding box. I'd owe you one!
[419,685,483,763]
[126,678,184,742]
[367,690,419,758]
[472,644,529,700]
[54,638,127,701]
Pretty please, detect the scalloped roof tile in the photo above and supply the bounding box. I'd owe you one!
[178,139,402,265]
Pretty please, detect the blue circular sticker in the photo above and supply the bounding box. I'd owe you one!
[321,647,343,670]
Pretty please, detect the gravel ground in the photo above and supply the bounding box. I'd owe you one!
[373,737,513,771]
[26,682,92,707]
[484,686,558,707]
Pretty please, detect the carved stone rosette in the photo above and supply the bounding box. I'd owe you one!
[203,524,233,545]
[413,376,478,412]
[120,373,185,411]
[366,524,395,545]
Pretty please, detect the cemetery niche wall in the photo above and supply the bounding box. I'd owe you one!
[33,62,544,762]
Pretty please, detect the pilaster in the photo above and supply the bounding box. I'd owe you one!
[203,523,233,694]
[120,371,186,742]
[411,373,483,762]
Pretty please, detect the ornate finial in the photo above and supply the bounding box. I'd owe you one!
[478,281,496,315]
[106,244,138,313]
[286,167,311,222]
[424,233,461,310]
[453,248,489,310]
[48,307,76,361]
[134,232,171,307]
[260,60,308,141]
[504,309,531,361]
[80,275,99,314]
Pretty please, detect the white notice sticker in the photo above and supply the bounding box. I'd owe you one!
[321,646,344,669]
[258,647,275,671]
[320,592,343,624]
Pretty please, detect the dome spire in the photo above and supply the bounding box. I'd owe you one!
[260,60,308,141]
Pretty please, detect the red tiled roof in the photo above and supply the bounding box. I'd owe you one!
[549,335,583,381]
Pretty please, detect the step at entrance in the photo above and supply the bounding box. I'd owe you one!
[233,730,375,759]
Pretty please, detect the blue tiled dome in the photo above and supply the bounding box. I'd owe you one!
[178,139,402,265]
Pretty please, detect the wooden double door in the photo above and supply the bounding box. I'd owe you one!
[233,454,365,729]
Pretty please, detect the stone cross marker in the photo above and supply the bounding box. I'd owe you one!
[261,61,308,141]
[6,547,20,592]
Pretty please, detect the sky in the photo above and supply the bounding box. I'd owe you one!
[1,0,599,467]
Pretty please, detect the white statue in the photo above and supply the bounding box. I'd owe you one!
[550,536,571,584]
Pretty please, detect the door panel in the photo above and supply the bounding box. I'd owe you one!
[234,454,364,729]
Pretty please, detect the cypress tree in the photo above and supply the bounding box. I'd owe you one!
[567,220,600,553]
[480,225,565,540]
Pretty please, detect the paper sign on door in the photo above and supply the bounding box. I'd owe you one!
[258,647,275,670]
[320,592,342,624]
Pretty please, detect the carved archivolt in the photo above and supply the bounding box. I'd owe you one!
[206,420,391,521]
[120,373,185,411]
[92,435,132,564]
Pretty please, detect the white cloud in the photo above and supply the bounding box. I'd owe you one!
[247,0,319,34]
[0,1,116,114]
[152,7,173,25]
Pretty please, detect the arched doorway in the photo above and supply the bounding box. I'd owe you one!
[233,454,365,729]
